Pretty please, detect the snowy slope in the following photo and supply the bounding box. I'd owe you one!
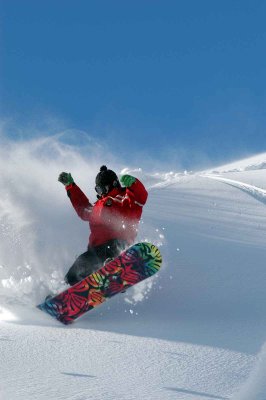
[1,138,266,400]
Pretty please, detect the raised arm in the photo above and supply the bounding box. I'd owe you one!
[58,172,93,221]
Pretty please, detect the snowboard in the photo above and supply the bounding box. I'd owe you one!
[37,242,162,325]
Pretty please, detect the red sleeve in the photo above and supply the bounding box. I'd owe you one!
[125,178,148,207]
[65,183,93,221]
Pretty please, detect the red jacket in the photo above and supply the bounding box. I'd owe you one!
[65,179,148,247]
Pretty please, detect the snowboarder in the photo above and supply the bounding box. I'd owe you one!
[58,166,148,285]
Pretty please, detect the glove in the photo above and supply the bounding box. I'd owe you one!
[120,174,136,188]
[58,172,74,186]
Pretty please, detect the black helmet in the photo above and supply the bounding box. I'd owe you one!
[95,165,120,196]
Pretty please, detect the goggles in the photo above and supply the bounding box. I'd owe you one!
[95,184,109,196]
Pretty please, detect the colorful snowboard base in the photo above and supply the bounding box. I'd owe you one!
[37,242,162,325]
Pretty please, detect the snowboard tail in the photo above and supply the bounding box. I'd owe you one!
[37,242,162,325]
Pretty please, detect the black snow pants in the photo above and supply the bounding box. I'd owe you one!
[65,239,128,286]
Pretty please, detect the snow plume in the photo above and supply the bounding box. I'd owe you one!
[233,343,266,400]
[0,130,110,304]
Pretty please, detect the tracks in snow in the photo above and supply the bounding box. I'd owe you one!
[201,174,266,205]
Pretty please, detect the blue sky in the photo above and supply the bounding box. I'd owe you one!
[1,1,266,169]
